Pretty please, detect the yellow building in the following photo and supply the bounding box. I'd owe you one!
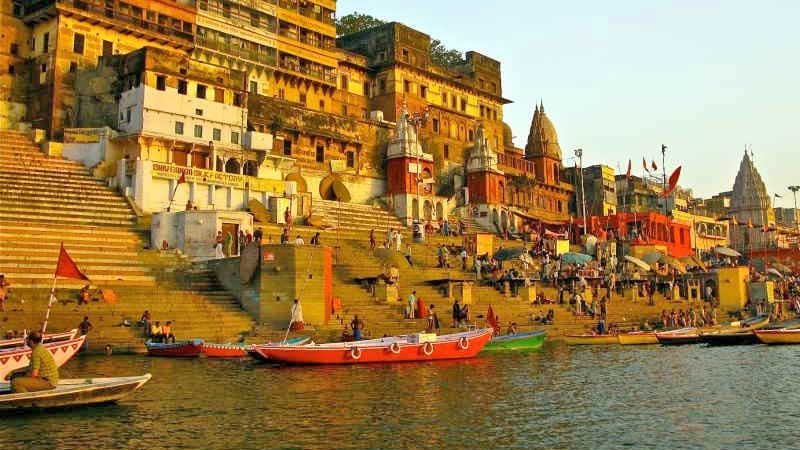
[0,0,30,128]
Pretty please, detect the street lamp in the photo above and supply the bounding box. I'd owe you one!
[574,148,587,236]
[789,185,800,236]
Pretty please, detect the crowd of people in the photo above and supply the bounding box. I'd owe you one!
[139,310,176,343]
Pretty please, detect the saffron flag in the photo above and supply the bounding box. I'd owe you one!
[651,160,658,171]
[55,243,89,281]
[642,158,649,172]
[626,159,632,181]
[177,172,187,185]
[660,166,682,198]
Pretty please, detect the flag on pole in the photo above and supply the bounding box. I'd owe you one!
[775,193,783,199]
[626,159,632,181]
[651,160,658,171]
[55,243,89,281]
[642,158,649,173]
[487,305,499,331]
[177,172,187,185]
[660,166,682,198]
[169,172,187,203]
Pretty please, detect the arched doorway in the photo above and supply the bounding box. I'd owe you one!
[436,201,444,220]
[319,174,351,202]
[501,210,508,232]
[225,158,241,174]
[243,160,258,177]
[423,200,433,221]
[412,198,419,220]
[285,172,308,193]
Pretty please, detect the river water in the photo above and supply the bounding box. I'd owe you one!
[2,343,799,450]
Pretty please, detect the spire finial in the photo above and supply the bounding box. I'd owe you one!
[540,100,544,113]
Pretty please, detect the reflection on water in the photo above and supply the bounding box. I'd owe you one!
[2,344,799,450]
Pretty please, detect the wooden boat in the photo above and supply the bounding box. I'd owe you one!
[483,330,546,351]
[655,328,701,345]
[204,337,311,358]
[701,316,770,346]
[618,331,659,345]
[754,329,800,345]
[246,337,312,361]
[252,329,493,365]
[564,334,620,345]
[0,374,151,411]
[145,339,204,357]
[762,318,800,330]
[0,335,86,381]
[0,329,78,350]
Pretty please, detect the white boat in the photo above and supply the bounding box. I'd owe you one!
[0,374,151,410]
[0,335,86,381]
[0,329,78,350]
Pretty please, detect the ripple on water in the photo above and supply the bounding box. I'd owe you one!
[2,344,799,450]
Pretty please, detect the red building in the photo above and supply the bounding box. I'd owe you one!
[575,212,693,257]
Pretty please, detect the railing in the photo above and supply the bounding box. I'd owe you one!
[197,36,277,67]
[278,58,336,84]
[277,0,335,25]
[497,153,535,173]
[59,0,194,43]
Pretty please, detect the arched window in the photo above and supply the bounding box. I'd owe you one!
[225,158,241,174]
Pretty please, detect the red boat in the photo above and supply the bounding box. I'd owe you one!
[201,343,252,358]
[145,339,204,357]
[0,329,77,350]
[655,328,701,345]
[252,329,493,365]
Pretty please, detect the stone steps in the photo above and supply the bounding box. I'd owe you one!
[0,174,119,194]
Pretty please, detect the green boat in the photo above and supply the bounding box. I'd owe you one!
[483,330,546,351]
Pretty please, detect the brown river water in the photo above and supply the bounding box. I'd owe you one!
[2,343,799,450]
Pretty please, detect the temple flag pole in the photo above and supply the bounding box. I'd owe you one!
[44,243,91,334]
[41,273,58,334]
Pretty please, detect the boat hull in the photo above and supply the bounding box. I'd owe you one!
[0,336,86,381]
[0,329,78,350]
[145,340,204,357]
[754,329,800,345]
[564,335,619,345]
[618,332,659,345]
[0,374,151,411]
[201,343,252,358]
[484,331,546,351]
[247,337,312,361]
[656,330,701,345]
[701,332,758,346]
[255,329,492,365]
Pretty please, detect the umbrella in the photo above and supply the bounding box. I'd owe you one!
[663,256,687,274]
[642,251,665,265]
[767,268,784,278]
[714,246,742,258]
[561,252,593,265]
[493,247,527,261]
[772,262,792,274]
[624,255,651,271]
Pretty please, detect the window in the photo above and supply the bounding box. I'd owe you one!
[68,62,77,73]
[443,144,450,159]
[10,43,18,56]
[379,78,386,94]
[363,81,370,97]
[194,125,203,138]
[460,98,467,112]
[340,74,348,90]
[214,88,224,102]
[213,128,221,141]
[175,121,184,135]
[283,139,292,156]
[30,37,34,52]
[195,109,203,116]
[177,80,187,95]
[156,75,166,91]
[480,105,485,117]
[40,63,47,73]
[231,131,239,144]
[8,65,15,75]
[233,92,243,107]
[432,118,439,133]
[468,129,474,142]
[441,92,447,105]
[42,32,49,52]
[450,95,456,109]
[125,107,131,122]
[299,92,307,105]
[249,80,258,94]
[346,151,355,168]
[401,48,409,62]
[420,85,427,99]
[72,33,84,54]
[315,144,325,163]
[102,40,113,57]
[251,13,260,27]
[318,100,325,111]
[341,104,348,116]
[403,80,410,93]
[277,88,285,99]
[196,84,207,99]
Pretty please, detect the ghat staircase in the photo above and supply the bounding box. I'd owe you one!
[0,129,254,352]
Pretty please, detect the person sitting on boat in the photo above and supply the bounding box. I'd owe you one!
[596,318,606,335]
[161,321,176,344]
[506,322,518,335]
[150,321,163,343]
[10,331,58,393]
[350,315,365,341]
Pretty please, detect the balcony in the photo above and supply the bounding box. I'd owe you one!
[196,35,277,67]
[277,0,335,26]
[497,153,535,174]
[277,57,336,85]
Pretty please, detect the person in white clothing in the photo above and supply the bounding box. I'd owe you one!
[295,235,305,246]
[394,231,403,252]
[290,299,305,331]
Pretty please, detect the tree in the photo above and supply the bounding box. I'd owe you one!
[430,39,466,67]
[336,12,386,36]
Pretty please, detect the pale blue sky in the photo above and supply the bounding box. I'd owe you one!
[338,0,800,201]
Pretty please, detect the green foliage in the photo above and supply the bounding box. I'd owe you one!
[430,39,466,67]
[336,12,386,36]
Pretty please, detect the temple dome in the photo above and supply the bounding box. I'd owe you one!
[729,150,773,225]
[525,102,562,160]
[502,121,513,148]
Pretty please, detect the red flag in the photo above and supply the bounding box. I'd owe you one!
[642,158,649,172]
[55,243,89,281]
[660,166,682,198]
[626,159,632,181]
[487,305,498,330]
[651,160,658,171]
[177,172,187,185]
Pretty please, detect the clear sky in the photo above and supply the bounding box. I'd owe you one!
[338,0,800,202]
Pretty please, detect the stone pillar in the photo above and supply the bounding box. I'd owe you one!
[133,159,153,213]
